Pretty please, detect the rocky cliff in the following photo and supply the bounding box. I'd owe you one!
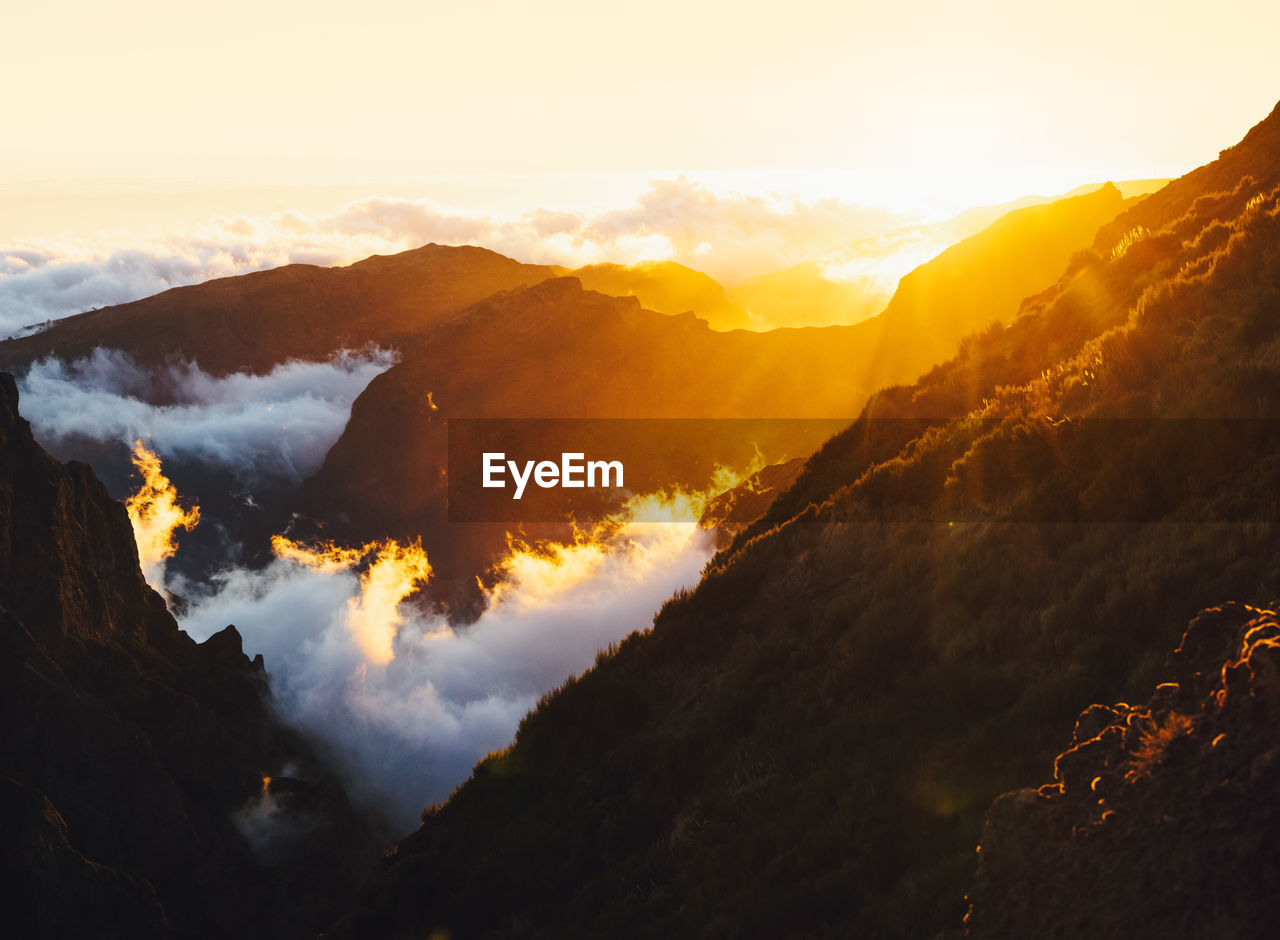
[0,372,378,938]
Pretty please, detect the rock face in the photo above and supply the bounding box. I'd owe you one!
[0,373,378,938]
[965,601,1280,939]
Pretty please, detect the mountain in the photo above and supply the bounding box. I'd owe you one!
[559,261,755,331]
[0,245,559,375]
[324,102,1280,938]
[298,185,1130,609]
[1093,101,1280,249]
[0,179,1135,625]
[853,182,1128,390]
[0,180,1129,386]
[0,374,378,938]
[296,276,857,612]
[725,183,1165,332]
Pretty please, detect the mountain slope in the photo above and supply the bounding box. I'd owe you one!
[561,261,754,331]
[0,373,378,938]
[325,102,1280,938]
[0,244,558,374]
[855,182,1128,390]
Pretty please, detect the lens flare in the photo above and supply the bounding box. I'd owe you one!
[125,440,199,588]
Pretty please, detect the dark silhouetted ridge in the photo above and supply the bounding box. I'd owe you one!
[0,373,379,938]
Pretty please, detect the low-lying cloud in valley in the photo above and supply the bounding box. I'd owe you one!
[16,348,396,481]
[177,503,718,828]
[1,175,932,832]
[13,339,726,830]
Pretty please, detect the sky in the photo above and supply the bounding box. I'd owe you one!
[2,1,1278,331]
[5,1,1278,213]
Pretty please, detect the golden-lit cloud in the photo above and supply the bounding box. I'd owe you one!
[489,456,764,611]
[178,463,763,824]
[125,441,199,588]
[346,541,433,666]
[270,535,432,664]
[270,535,373,574]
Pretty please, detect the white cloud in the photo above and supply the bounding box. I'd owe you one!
[16,348,395,482]
[177,516,717,829]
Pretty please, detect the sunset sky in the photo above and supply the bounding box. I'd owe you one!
[7,1,1278,209]
[3,0,1279,333]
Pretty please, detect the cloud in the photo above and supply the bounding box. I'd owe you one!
[125,441,201,588]
[177,509,718,829]
[1,179,917,335]
[15,348,395,482]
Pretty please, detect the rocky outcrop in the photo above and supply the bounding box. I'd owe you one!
[0,373,379,938]
[965,600,1280,939]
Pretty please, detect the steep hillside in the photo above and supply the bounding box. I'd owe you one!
[856,182,1128,390]
[326,103,1280,938]
[965,600,1280,939]
[0,374,378,938]
[1094,100,1280,250]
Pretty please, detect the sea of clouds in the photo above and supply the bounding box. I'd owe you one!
[14,344,717,830]
[177,517,715,829]
[16,348,396,481]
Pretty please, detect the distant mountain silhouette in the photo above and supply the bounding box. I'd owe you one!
[855,182,1128,390]
[0,244,559,374]
[558,260,754,330]
[726,183,1163,331]
[727,260,886,328]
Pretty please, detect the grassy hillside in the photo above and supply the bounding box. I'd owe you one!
[326,103,1280,938]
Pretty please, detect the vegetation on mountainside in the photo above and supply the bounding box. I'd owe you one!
[328,109,1280,939]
